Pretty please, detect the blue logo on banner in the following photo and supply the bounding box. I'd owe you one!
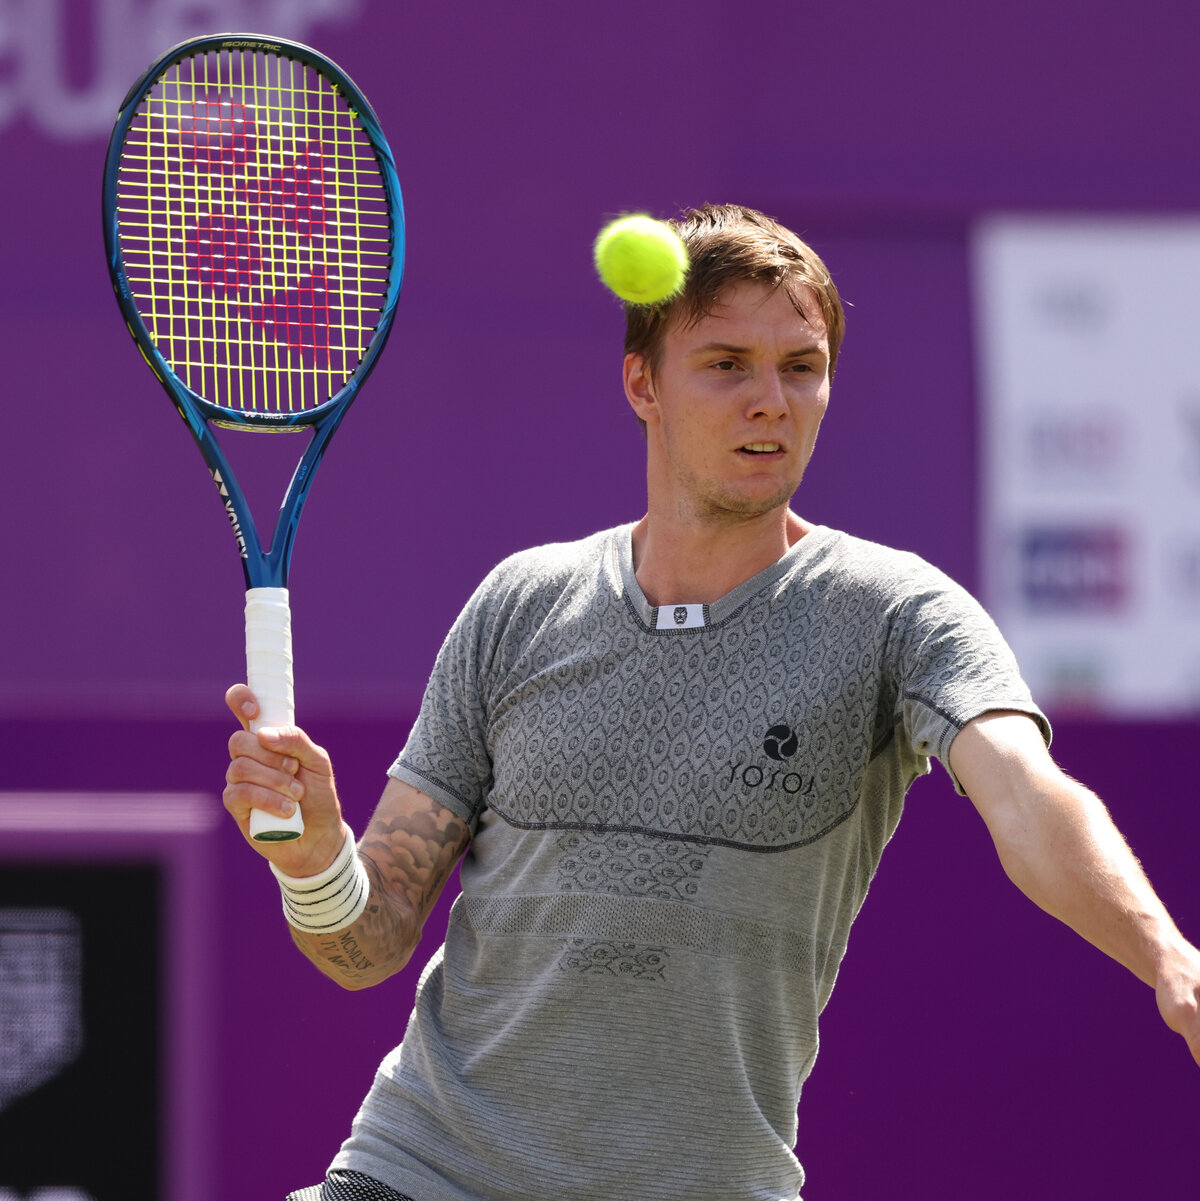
[1019,526,1127,612]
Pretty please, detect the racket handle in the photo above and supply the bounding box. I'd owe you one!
[245,587,305,842]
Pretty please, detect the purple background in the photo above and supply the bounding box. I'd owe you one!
[2,1,1198,1198]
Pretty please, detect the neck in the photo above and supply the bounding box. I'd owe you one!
[631,508,812,606]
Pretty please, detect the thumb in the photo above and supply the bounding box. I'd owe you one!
[225,683,257,731]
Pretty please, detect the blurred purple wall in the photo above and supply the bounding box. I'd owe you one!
[2,2,1198,1198]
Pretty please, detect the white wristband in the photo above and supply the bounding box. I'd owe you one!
[270,825,370,934]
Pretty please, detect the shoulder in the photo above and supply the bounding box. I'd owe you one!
[478,526,622,595]
[793,529,1008,662]
[455,525,626,631]
[800,526,962,603]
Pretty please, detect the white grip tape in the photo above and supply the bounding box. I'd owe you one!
[245,587,304,841]
[270,824,370,933]
[246,586,294,729]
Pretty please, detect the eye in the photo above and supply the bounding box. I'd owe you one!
[713,359,739,371]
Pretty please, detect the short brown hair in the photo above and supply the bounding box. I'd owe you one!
[623,204,845,380]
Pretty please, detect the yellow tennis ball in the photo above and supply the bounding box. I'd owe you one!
[593,215,689,304]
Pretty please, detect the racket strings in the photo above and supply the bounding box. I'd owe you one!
[114,49,393,416]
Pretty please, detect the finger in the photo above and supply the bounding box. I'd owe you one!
[223,776,301,823]
[227,728,300,777]
[225,683,257,731]
[226,752,304,799]
[254,725,332,776]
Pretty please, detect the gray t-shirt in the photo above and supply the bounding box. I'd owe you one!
[334,524,1048,1201]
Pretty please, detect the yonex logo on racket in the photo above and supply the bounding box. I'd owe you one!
[212,469,249,560]
[176,102,339,372]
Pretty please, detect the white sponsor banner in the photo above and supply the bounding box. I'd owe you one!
[0,0,360,140]
[974,217,1200,717]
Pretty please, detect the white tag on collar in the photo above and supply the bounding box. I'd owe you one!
[655,603,706,630]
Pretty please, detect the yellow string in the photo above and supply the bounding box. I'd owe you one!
[116,47,392,417]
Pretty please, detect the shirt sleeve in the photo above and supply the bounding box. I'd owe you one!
[388,573,505,832]
[887,560,1051,795]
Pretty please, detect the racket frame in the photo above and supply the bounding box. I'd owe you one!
[102,33,405,840]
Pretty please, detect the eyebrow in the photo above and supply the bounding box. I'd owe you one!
[690,341,828,359]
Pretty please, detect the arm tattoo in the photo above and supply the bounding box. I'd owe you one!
[361,802,470,916]
[293,801,470,988]
[309,929,377,979]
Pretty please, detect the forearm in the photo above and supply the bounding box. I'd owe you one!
[223,697,470,992]
[288,852,421,990]
[282,784,470,991]
[990,774,1188,989]
[955,712,1200,1066]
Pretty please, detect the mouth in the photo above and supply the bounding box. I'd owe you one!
[738,442,784,456]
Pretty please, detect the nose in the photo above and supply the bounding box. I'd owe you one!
[747,370,788,421]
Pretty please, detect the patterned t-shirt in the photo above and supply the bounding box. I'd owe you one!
[334,524,1049,1201]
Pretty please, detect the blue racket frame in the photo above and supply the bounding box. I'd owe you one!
[102,32,405,591]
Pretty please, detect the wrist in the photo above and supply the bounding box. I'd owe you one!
[270,823,370,934]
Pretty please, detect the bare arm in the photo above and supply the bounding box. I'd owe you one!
[301,777,470,989]
[949,711,1200,1066]
[223,684,471,990]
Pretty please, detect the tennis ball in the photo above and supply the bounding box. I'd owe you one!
[593,214,689,305]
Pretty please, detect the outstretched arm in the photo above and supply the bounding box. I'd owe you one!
[949,711,1200,1067]
[223,684,471,990]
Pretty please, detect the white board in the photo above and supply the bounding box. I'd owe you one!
[974,216,1200,716]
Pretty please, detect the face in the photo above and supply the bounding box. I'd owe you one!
[625,281,831,526]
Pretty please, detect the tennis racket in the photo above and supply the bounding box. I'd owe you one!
[102,33,404,841]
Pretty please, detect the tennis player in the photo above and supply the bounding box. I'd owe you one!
[224,204,1200,1201]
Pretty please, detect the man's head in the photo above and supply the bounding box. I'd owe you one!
[623,205,845,386]
[621,208,839,530]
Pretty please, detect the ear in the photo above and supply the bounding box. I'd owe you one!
[623,353,660,426]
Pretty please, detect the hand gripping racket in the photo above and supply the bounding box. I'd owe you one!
[103,34,404,840]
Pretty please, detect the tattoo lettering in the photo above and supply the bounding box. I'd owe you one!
[332,929,375,972]
[306,929,377,979]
